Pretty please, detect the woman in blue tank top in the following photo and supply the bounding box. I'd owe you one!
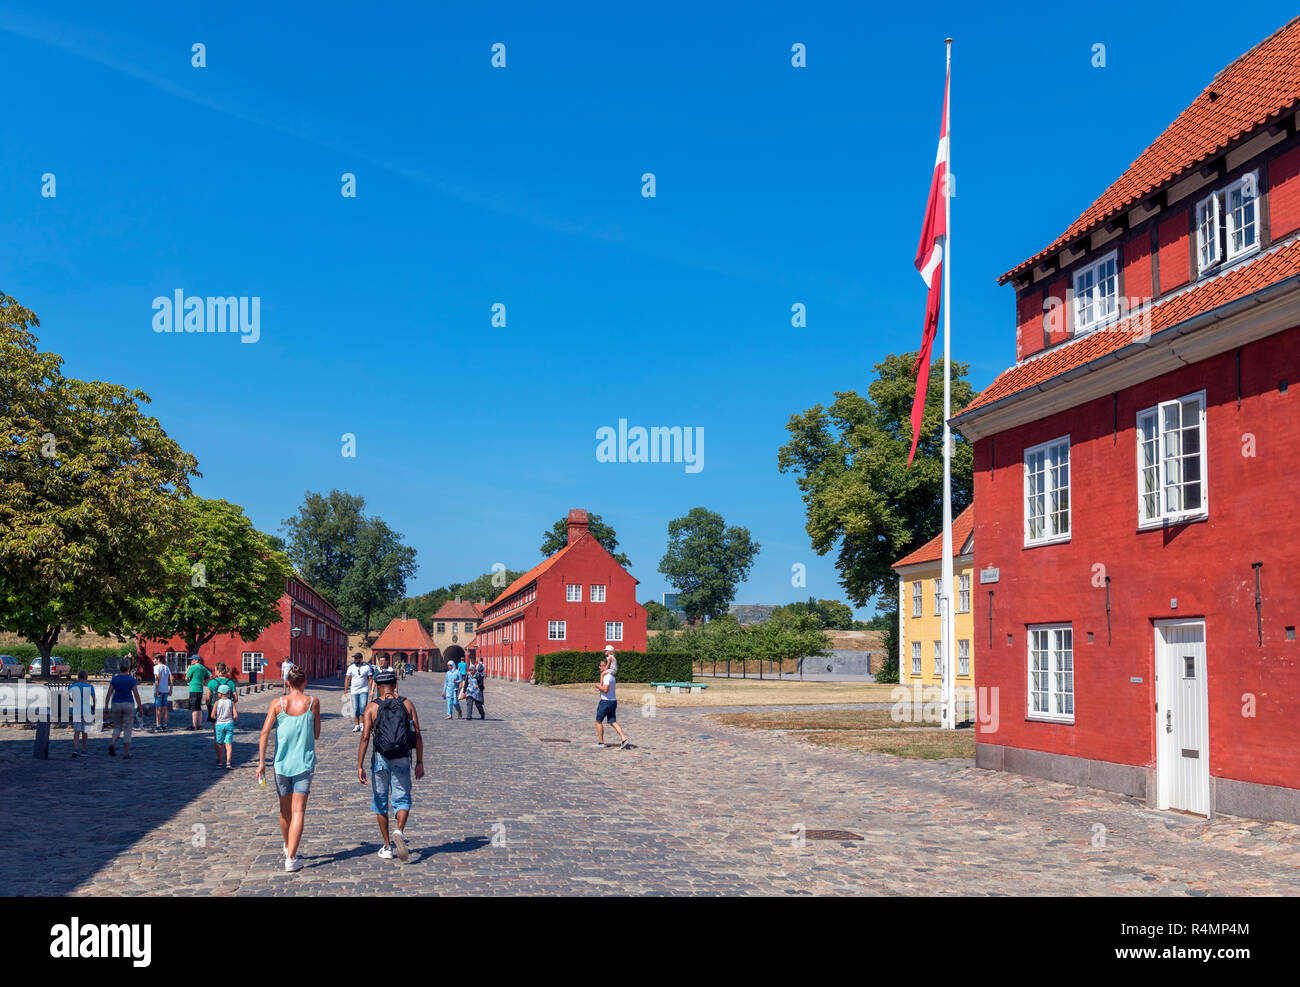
[256,665,320,873]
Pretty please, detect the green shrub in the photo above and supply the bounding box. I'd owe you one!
[533,650,693,685]
[0,645,133,676]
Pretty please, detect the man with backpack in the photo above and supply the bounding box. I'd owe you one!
[357,670,424,861]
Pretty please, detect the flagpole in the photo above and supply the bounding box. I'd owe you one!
[941,38,955,730]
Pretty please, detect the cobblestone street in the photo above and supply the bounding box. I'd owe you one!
[3,674,1298,896]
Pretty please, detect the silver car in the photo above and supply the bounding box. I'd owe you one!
[0,655,24,680]
[29,656,72,678]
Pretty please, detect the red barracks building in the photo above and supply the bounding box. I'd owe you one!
[473,509,647,681]
[140,576,347,683]
[953,16,1300,822]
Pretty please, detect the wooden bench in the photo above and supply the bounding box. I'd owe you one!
[650,681,708,695]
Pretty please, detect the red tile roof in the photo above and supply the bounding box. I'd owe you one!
[371,616,436,651]
[1001,16,1300,284]
[963,238,1300,417]
[433,598,483,621]
[892,505,976,569]
[474,538,585,632]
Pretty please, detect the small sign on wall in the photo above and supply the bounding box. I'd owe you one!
[1130,677,1143,683]
[979,567,1000,584]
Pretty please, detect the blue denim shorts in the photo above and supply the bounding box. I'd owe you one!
[274,769,314,797]
[370,753,412,814]
[596,699,617,723]
[155,694,170,710]
[352,693,368,717]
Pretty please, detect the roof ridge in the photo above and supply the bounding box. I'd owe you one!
[1214,14,1300,83]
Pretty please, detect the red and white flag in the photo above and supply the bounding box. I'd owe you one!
[908,69,949,467]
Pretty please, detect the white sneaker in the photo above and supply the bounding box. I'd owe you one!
[284,857,303,873]
[392,829,409,861]
[377,845,394,859]
[353,724,361,733]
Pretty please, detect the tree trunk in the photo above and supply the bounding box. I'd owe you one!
[32,629,58,759]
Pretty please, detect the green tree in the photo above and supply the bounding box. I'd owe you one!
[280,490,366,603]
[658,508,760,624]
[778,354,974,684]
[132,498,293,656]
[642,600,682,631]
[0,297,199,675]
[777,353,975,608]
[770,597,856,631]
[539,512,631,567]
[338,517,418,634]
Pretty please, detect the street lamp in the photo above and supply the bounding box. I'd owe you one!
[291,626,302,680]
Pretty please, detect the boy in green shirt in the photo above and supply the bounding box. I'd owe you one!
[186,657,211,730]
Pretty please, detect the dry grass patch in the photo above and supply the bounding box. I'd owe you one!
[550,677,897,708]
[713,709,911,731]
[802,729,976,760]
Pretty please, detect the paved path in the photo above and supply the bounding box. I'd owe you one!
[2,674,1298,896]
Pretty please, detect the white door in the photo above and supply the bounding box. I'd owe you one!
[1155,621,1210,815]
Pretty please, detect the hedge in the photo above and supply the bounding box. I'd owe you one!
[0,645,134,676]
[533,650,693,685]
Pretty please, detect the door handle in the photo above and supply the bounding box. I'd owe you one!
[1166,710,1172,734]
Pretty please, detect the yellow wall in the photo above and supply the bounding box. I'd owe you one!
[897,558,975,687]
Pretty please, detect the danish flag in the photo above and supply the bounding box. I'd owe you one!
[908,69,949,467]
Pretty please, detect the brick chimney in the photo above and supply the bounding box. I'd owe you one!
[566,508,589,545]
[455,596,461,604]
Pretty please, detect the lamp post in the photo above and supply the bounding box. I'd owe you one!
[291,626,302,682]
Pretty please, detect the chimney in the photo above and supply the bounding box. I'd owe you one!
[455,595,461,604]
[566,508,589,545]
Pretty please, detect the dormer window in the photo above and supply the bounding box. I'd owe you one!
[1196,170,1259,275]
[1073,250,1118,333]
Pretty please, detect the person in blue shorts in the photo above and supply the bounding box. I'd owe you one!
[358,671,424,861]
[212,684,238,768]
[594,654,629,749]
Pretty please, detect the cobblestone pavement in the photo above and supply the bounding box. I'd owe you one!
[2,674,1298,896]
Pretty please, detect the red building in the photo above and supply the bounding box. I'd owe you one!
[370,613,438,672]
[953,17,1300,822]
[140,576,346,683]
[473,509,647,680]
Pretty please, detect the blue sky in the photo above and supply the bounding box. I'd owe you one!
[3,1,1296,616]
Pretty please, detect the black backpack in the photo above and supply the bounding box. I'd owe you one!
[373,697,415,759]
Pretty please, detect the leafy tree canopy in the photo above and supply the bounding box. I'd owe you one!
[540,511,630,567]
[658,507,760,623]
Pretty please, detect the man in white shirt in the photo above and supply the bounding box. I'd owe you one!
[151,654,172,733]
[345,652,374,733]
[281,657,294,693]
[594,653,629,749]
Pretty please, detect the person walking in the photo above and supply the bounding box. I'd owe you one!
[150,654,172,732]
[185,656,211,730]
[68,669,95,758]
[357,670,424,861]
[281,656,294,693]
[344,652,374,733]
[464,666,484,720]
[107,659,143,758]
[212,684,238,768]
[594,655,629,749]
[256,665,320,873]
[442,660,462,719]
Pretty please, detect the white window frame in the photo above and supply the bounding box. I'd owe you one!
[1195,192,1222,274]
[957,639,970,677]
[1224,171,1260,263]
[548,620,566,641]
[958,572,970,613]
[933,640,943,676]
[911,581,922,618]
[164,650,188,673]
[932,578,942,616]
[1073,249,1118,333]
[1024,436,1071,546]
[1137,391,1208,527]
[1027,624,1074,723]
[566,584,582,602]
[605,621,623,642]
[590,584,606,603]
[911,641,922,676]
[241,651,265,674]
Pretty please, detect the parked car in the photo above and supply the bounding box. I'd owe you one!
[28,656,72,678]
[0,655,24,680]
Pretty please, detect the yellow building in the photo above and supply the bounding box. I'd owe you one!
[892,505,975,688]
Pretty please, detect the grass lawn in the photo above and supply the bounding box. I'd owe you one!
[550,677,899,708]
[712,708,976,760]
[712,709,919,731]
